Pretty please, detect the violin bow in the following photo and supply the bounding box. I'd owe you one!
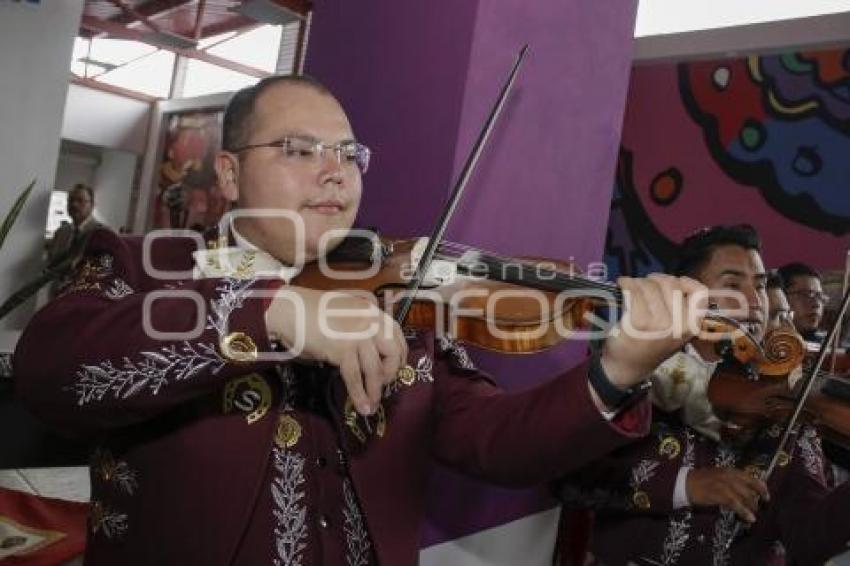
[725,283,850,549]
[393,44,529,324]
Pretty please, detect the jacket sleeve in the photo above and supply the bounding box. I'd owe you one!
[14,230,282,436]
[768,426,850,565]
[554,418,692,516]
[430,340,652,487]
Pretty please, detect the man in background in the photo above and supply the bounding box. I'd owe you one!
[47,183,102,264]
[777,262,826,342]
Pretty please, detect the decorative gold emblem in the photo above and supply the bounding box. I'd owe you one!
[776,450,791,467]
[344,398,386,443]
[223,374,272,424]
[632,490,651,509]
[658,436,681,460]
[234,250,257,279]
[397,365,416,386]
[220,332,258,363]
[275,414,302,449]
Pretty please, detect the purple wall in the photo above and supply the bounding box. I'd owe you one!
[306,0,638,549]
[305,1,481,236]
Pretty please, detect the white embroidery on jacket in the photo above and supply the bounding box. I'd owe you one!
[207,277,257,337]
[797,426,824,481]
[272,447,308,566]
[105,278,134,300]
[70,279,258,405]
[99,254,114,271]
[630,459,660,488]
[659,430,695,565]
[710,446,738,566]
[343,480,372,566]
[90,501,129,539]
[438,335,476,370]
[94,449,139,495]
[71,342,225,405]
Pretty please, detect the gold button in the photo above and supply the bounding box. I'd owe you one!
[632,490,651,509]
[776,450,791,467]
[397,365,416,386]
[275,414,302,449]
[220,332,258,363]
[658,436,681,460]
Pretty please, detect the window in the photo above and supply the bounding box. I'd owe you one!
[70,21,306,99]
[71,36,175,97]
[636,0,850,37]
[182,59,259,98]
[205,24,283,72]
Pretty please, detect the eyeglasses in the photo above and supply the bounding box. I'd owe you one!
[233,135,371,174]
[788,289,829,304]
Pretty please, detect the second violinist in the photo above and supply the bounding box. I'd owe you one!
[556,224,850,566]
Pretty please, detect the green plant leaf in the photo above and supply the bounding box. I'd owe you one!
[0,179,36,251]
[0,230,96,322]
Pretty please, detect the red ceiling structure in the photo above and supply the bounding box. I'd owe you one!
[81,0,311,42]
[75,0,313,99]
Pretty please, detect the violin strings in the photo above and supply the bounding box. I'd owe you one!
[432,250,622,300]
[432,240,623,299]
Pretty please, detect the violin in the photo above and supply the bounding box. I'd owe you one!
[706,324,850,447]
[294,233,767,355]
[809,344,850,377]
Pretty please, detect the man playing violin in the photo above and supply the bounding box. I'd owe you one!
[15,75,707,565]
[557,224,850,565]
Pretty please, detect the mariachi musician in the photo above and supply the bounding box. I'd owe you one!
[12,74,717,565]
[556,225,850,566]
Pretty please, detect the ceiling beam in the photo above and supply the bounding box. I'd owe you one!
[106,0,164,32]
[199,14,256,38]
[80,15,271,78]
[272,0,312,17]
[71,75,159,103]
[192,0,207,40]
[111,0,194,26]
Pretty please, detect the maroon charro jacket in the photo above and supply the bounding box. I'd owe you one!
[558,414,850,565]
[15,229,650,565]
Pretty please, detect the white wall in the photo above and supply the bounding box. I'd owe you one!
[55,152,98,192]
[92,149,136,231]
[62,84,151,155]
[635,10,850,62]
[0,0,84,336]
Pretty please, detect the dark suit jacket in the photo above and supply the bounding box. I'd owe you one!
[15,229,650,565]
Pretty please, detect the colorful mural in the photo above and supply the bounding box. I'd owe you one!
[606,47,850,278]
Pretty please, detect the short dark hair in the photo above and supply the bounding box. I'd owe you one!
[776,262,821,289]
[766,270,784,290]
[222,74,332,152]
[70,183,94,203]
[673,224,762,277]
